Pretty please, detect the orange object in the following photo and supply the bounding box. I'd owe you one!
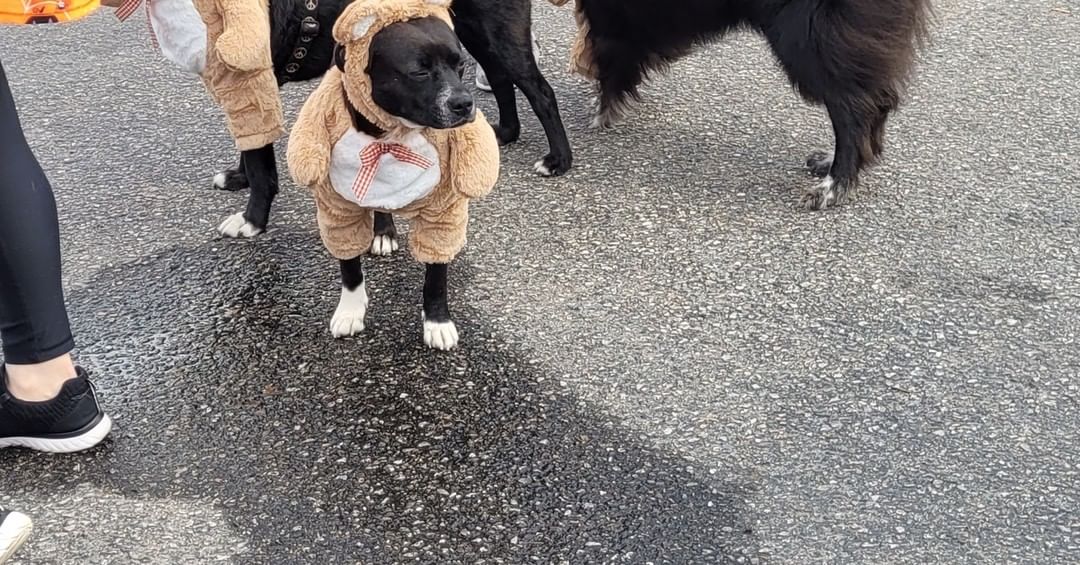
[0,0,100,24]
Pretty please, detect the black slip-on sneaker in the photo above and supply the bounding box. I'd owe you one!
[0,509,32,564]
[0,366,112,453]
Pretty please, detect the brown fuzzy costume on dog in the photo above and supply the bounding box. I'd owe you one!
[286,0,500,264]
[194,0,284,150]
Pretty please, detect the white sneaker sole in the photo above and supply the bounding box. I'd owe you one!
[0,512,32,564]
[0,414,112,453]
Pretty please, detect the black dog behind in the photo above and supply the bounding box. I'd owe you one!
[575,0,932,209]
[216,0,571,240]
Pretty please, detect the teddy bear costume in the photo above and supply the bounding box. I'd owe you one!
[286,0,500,264]
[118,0,284,151]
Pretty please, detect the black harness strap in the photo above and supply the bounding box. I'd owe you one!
[279,0,321,83]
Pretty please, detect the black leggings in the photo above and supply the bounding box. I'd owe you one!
[0,60,74,365]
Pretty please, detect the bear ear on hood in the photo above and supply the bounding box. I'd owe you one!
[332,0,452,45]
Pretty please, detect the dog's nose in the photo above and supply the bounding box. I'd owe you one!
[447,92,475,118]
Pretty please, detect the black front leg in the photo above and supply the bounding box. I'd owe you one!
[330,255,368,338]
[422,263,458,350]
[217,143,278,238]
[242,144,279,231]
[341,256,364,291]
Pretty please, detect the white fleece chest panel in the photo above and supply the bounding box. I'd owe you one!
[329,128,441,210]
[148,0,208,76]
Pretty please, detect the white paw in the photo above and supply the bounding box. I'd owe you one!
[589,113,616,130]
[212,172,227,189]
[816,175,837,207]
[423,319,459,351]
[533,160,553,177]
[218,213,263,238]
[369,234,399,256]
[330,283,368,338]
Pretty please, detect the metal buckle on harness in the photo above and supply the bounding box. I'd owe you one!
[301,16,319,37]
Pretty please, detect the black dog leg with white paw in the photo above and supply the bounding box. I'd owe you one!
[218,144,279,238]
[422,262,458,350]
[369,212,400,256]
[330,256,369,338]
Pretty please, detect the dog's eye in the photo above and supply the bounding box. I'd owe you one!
[410,70,431,80]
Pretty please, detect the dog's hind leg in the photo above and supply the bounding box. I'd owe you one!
[455,3,572,176]
[455,18,522,146]
[479,23,572,176]
[801,99,873,210]
[422,262,458,350]
[212,154,249,192]
[370,212,399,257]
[590,38,647,130]
[808,95,895,179]
[507,53,573,176]
[218,143,278,238]
[473,52,522,147]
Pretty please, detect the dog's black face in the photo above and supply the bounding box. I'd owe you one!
[340,16,473,130]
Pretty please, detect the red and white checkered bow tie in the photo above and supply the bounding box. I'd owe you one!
[351,142,435,202]
[114,0,158,48]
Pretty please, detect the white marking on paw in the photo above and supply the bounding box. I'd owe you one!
[817,175,837,207]
[217,213,263,238]
[423,319,459,351]
[330,283,368,338]
[212,172,227,189]
[533,160,553,177]
[370,234,399,256]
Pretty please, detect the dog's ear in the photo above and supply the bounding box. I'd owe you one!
[332,1,379,45]
[333,43,347,72]
[333,0,452,44]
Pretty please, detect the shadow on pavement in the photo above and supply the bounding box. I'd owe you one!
[2,229,761,564]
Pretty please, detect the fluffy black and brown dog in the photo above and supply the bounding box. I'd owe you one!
[572,0,932,209]
[217,0,571,239]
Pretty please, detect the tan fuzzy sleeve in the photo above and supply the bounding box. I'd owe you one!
[449,111,500,199]
[213,0,273,71]
[287,81,341,189]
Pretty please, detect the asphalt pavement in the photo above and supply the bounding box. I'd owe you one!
[1,0,1078,563]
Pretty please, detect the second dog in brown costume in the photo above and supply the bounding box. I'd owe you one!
[287,0,500,350]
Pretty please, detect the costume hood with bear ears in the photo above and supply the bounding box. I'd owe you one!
[331,0,455,134]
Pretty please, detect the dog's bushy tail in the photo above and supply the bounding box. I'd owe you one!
[826,0,935,99]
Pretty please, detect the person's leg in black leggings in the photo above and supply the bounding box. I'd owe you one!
[0,61,74,368]
[0,59,111,453]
